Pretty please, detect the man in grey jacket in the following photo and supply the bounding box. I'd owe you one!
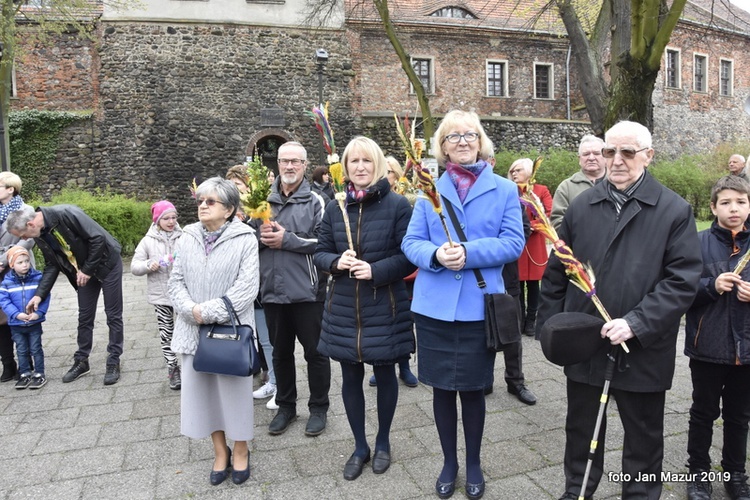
[550,134,606,230]
[255,141,331,437]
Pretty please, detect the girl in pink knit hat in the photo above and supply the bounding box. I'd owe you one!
[131,200,183,389]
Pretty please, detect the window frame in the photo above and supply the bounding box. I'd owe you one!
[664,47,681,89]
[410,56,434,95]
[486,59,508,98]
[693,52,708,93]
[719,58,733,97]
[429,6,477,19]
[533,62,554,100]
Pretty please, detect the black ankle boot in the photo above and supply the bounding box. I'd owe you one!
[1,362,18,383]
[523,314,536,336]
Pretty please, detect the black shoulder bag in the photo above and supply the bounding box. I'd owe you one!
[193,296,261,377]
[443,200,521,352]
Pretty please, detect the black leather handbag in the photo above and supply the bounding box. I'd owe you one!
[193,296,260,377]
[444,201,522,352]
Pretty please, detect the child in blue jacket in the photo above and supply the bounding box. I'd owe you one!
[0,246,51,389]
[684,175,750,499]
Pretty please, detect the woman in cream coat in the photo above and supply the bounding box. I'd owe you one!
[169,177,259,486]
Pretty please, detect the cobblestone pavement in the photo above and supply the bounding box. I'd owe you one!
[0,261,744,499]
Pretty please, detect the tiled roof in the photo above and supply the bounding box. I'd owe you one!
[346,0,567,33]
[683,0,750,32]
[17,0,103,21]
[346,0,750,37]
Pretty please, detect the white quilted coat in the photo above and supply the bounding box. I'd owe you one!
[169,220,259,356]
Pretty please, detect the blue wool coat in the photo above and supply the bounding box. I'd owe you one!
[314,178,416,364]
[402,165,525,322]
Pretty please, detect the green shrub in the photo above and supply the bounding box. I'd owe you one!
[26,188,152,266]
[493,147,582,193]
[649,153,722,221]
[494,139,746,222]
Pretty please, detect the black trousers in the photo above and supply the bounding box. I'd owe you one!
[0,324,15,367]
[564,378,665,500]
[264,302,330,413]
[76,258,124,365]
[687,358,750,473]
[502,340,524,387]
[502,293,524,387]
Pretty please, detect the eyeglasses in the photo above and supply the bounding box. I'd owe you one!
[277,158,305,166]
[442,132,480,144]
[601,146,649,160]
[196,198,224,207]
[579,151,602,157]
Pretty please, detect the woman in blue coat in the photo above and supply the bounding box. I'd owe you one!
[314,136,416,482]
[402,110,525,499]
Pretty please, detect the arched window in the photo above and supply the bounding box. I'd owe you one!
[429,7,477,19]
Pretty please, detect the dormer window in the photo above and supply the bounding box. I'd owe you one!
[430,7,477,19]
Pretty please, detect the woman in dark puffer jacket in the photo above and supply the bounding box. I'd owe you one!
[314,136,416,481]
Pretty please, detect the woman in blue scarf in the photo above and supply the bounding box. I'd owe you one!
[402,110,525,499]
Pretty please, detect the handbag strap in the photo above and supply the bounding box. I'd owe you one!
[442,198,487,291]
[221,296,241,329]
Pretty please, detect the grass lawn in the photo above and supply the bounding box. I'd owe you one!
[696,219,712,232]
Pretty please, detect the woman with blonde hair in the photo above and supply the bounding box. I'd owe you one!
[403,110,525,499]
[315,136,416,481]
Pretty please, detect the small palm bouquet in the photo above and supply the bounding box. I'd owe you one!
[239,152,273,223]
[308,103,354,251]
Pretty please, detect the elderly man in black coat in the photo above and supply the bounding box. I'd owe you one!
[537,120,702,500]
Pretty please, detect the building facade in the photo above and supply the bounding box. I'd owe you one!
[9,0,750,205]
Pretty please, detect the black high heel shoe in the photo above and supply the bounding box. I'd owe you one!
[209,447,232,486]
[231,450,250,485]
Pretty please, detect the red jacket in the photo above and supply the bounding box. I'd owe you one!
[518,184,552,281]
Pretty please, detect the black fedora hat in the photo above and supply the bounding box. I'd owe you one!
[540,312,607,366]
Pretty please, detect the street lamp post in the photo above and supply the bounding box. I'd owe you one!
[0,42,8,172]
[315,48,328,165]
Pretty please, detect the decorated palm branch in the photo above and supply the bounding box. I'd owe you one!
[240,152,273,222]
[394,113,454,247]
[519,191,629,353]
[517,156,544,195]
[733,249,750,275]
[189,178,198,199]
[307,103,353,251]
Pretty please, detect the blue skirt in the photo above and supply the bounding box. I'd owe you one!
[415,313,496,391]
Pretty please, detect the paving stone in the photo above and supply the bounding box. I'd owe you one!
[54,445,126,480]
[0,261,744,500]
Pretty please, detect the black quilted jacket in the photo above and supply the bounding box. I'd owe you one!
[314,178,416,364]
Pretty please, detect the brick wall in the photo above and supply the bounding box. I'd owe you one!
[652,23,750,156]
[13,29,99,111]
[352,24,587,121]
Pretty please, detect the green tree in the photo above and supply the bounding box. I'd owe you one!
[557,0,687,134]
